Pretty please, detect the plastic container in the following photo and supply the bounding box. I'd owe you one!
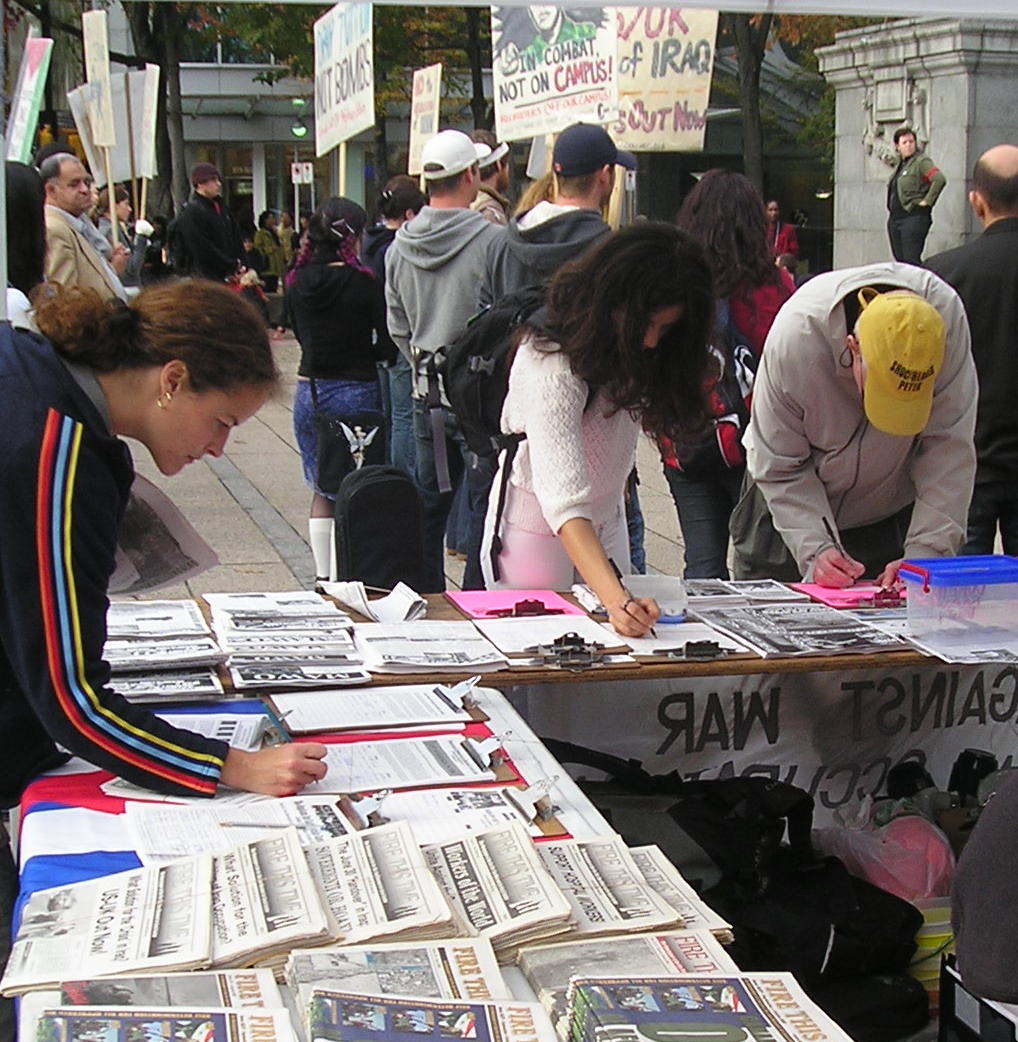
[899,555,1018,635]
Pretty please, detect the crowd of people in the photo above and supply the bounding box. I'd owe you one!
[4,125,1018,1029]
[7,130,1018,624]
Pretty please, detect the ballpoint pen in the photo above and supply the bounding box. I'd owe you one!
[609,559,658,638]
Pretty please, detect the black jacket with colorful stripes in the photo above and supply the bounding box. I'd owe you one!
[0,324,228,807]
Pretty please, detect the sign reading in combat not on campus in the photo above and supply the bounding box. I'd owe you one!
[314,2,375,158]
[491,6,619,143]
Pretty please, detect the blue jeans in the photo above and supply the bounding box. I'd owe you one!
[413,399,467,593]
[386,355,417,479]
[963,482,1018,555]
[462,452,498,590]
[665,464,745,579]
[625,468,646,574]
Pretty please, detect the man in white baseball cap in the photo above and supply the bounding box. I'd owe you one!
[385,129,501,592]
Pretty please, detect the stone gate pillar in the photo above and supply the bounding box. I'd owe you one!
[818,18,1018,268]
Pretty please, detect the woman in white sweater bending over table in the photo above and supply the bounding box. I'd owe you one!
[481,222,715,637]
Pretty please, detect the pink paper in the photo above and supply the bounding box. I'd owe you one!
[790,582,907,608]
[446,589,587,618]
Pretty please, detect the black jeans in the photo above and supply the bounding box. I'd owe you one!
[963,482,1018,556]
[412,399,467,593]
[665,464,745,579]
[887,210,932,265]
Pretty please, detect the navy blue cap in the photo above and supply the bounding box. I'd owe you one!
[552,123,636,177]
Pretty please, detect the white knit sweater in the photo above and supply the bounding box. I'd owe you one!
[500,335,640,535]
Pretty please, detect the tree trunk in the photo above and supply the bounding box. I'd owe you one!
[730,13,772,193]
[157,5,190,211]
[464,8,489,129]
[373,117,390,196]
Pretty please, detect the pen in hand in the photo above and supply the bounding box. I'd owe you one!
[822,516,846,558]
[608,558,658,638]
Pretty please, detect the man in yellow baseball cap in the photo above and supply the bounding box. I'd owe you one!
[851,288,946,437]
[731,263,977,589]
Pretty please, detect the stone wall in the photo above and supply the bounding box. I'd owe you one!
[818,19,1018,268]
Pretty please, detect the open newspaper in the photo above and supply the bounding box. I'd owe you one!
[518,931,738,1038]
[693,602,904,657]
[304,821,456,946]
[211,829,335,970]
[536,836,682,938]
[125,795,358,865]
[285,938,510,1036]
[106,598,211,638]
[422,821,574,962]
[567,973,853,1042]
[348,786,548,845]
[1,858,214,995]
[307,990,558,1042]
[19,968,281,1039]
[109,475,219,595]
[33,1006,297,1042]
[354,621,509,673]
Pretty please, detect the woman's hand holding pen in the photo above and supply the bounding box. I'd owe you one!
[607,591,661,638]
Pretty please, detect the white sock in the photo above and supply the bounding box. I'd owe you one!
[308,518,334,580]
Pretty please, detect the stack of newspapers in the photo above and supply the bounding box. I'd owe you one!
[0,823,458,995]
[422,821,575,961]
[204,590,371,688]
[284,938,511,1038]
[104,598,227,699]
[306,990,559,1042]
[518,931,739,1038]
[18,969,293,1042]
[565,973,853,1042]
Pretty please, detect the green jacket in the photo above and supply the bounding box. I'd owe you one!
[890,152,946,212]
[253,226,286,277]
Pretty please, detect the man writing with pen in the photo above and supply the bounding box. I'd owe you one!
[729,262,978,588]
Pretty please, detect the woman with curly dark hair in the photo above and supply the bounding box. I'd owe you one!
[662,169,794,579]
[480,221,714,636]
[0,281,329,1033]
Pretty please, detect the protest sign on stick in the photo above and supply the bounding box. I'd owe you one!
[408,63,443,175]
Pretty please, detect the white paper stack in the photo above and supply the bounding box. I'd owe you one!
[204,590,371,688]
[354,621,508,673]
[268,681,476,734]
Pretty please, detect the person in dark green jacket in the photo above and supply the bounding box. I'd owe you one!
[887,127,946,265]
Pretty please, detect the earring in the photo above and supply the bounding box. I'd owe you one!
[156,391,172,409]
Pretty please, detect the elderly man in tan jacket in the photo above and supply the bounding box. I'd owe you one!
[41,153,127,301]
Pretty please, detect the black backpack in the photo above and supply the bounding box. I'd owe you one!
[334,466,426,591]
[542,739,927,1042]
[439,284,547,457]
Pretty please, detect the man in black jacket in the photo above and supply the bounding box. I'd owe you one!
[173,162,243,281]
[927,144,1018,553]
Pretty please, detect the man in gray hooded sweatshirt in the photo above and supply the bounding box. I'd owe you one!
[385,130,501,592]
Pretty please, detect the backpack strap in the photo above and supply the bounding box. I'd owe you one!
[487,434,524,582]
[424,354,453,494]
